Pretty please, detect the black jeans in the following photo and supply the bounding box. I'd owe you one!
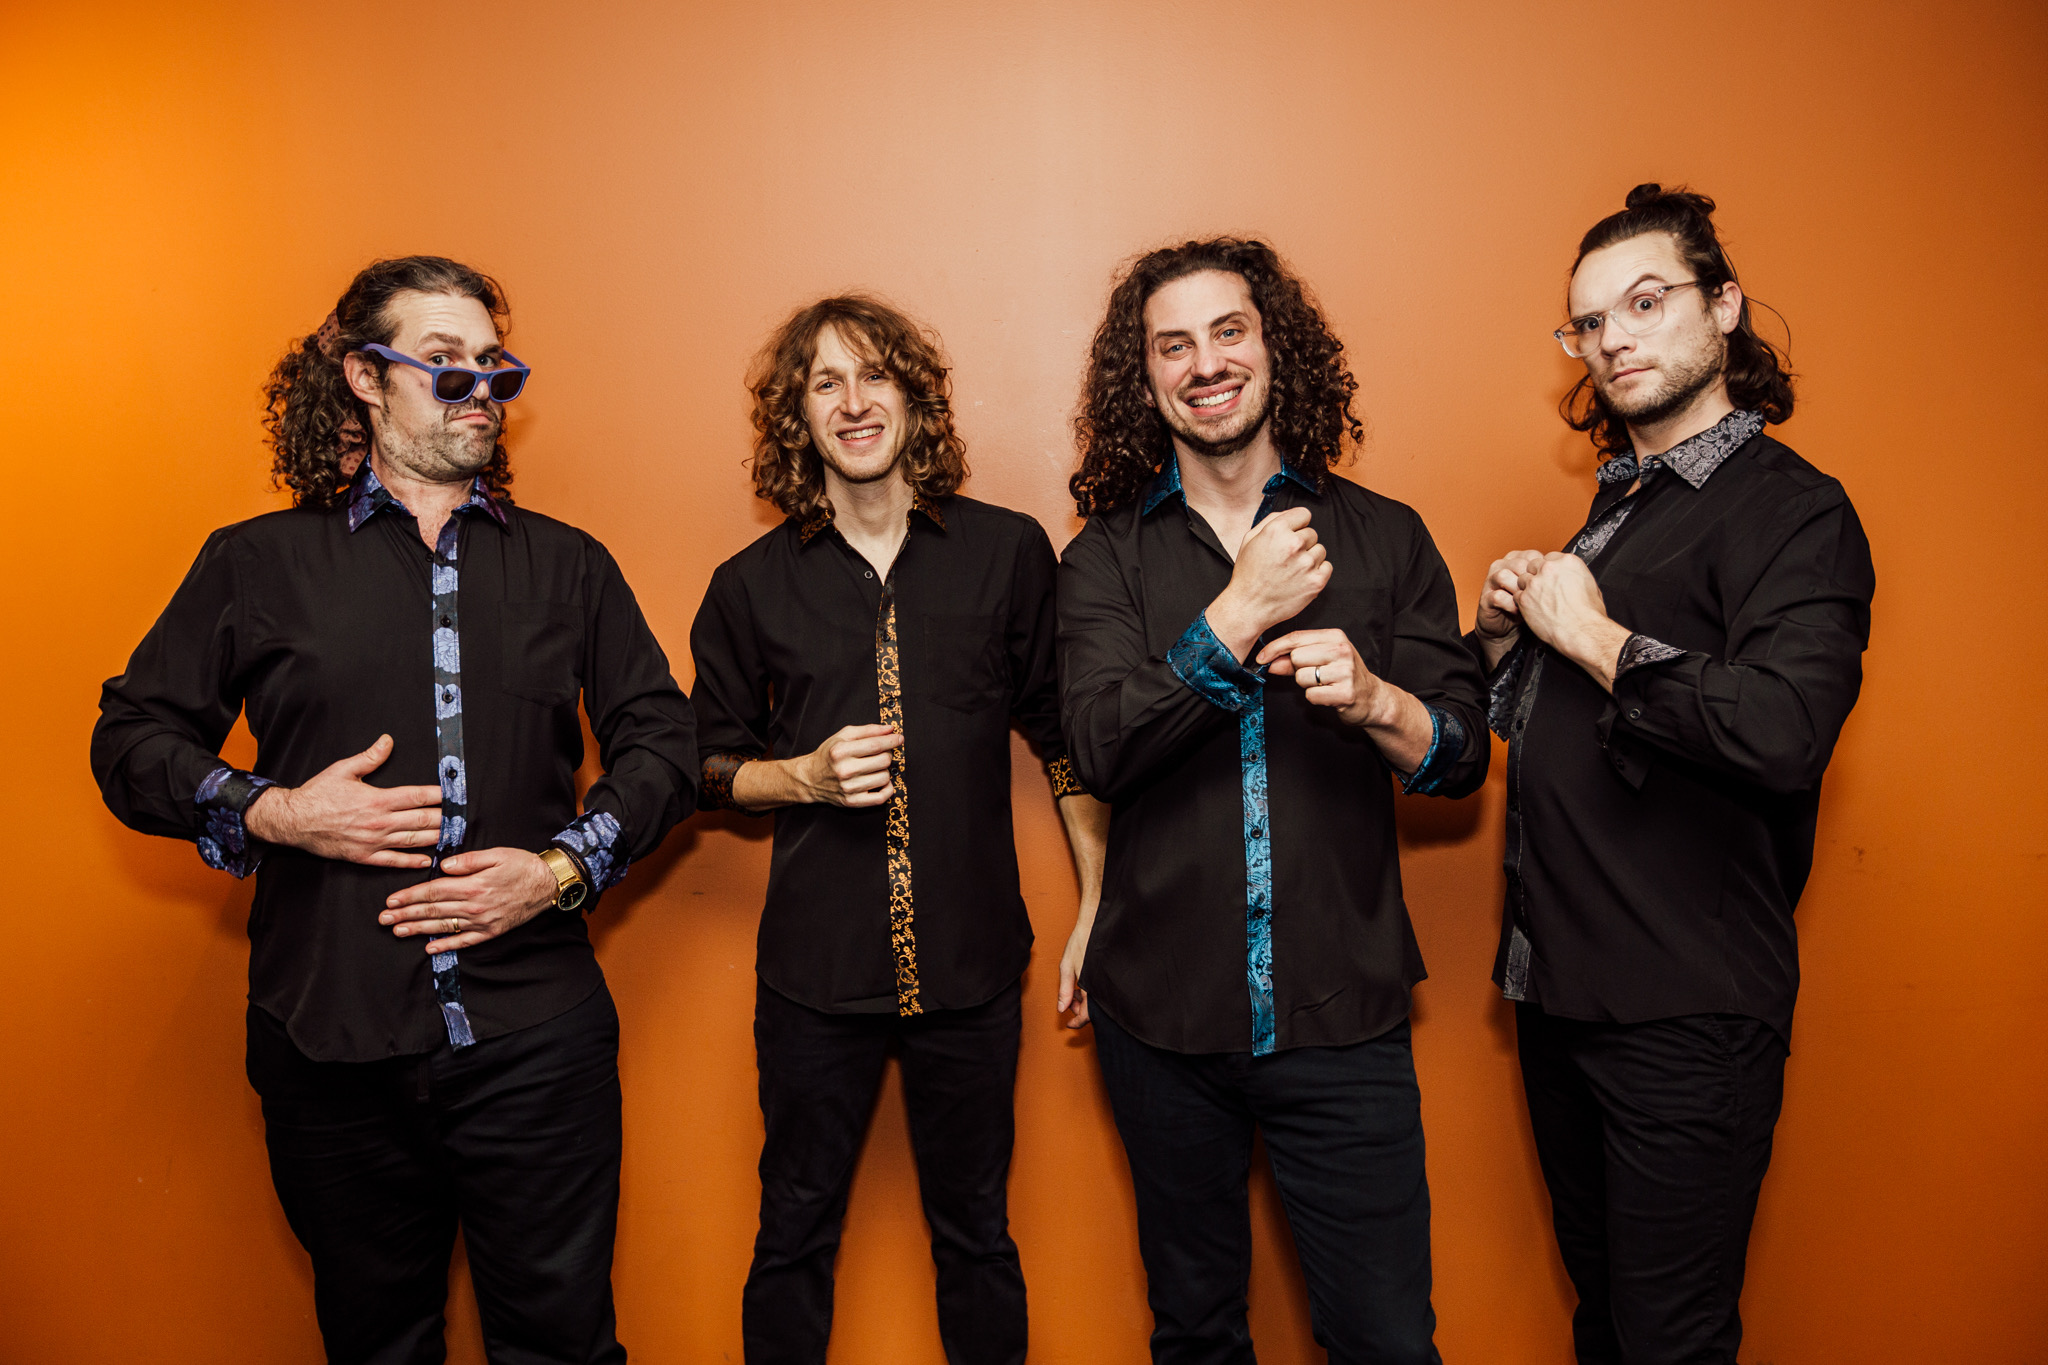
[1515,1005,1789,1365]
[1092,1009,1440,1365]
[246,986,626,1365]
[742,977,1026,1365]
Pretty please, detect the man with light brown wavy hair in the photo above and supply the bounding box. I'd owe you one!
[688,294,1108,1365]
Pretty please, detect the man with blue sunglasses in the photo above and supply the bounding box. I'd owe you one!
[93,255,697,1363]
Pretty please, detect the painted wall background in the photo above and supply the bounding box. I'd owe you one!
[2,1,2043,1360]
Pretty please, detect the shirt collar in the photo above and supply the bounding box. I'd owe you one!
[796,491,948,546]
[345,465,508,533]
[1140,451,1317,517]
[1597,408,1765,491]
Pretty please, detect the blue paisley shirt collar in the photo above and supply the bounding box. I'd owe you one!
[346,465,508,533]
[1141,451,1317,517]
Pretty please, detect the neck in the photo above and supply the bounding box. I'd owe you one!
[822,463,916,577]
[1624,383,1735,461]
[369,449,478,548]
[1174,427,1283,520]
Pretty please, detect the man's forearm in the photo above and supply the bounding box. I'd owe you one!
[1475,625,1519,673]
[1057,792,1111,907]
[730,758,809,812]
[1360,684,1436,773]
[1553,616,1633,693]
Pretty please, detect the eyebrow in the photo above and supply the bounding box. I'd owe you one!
[1151,311,1253,343]
[1572,274,1672,318]
[416,331,500,355]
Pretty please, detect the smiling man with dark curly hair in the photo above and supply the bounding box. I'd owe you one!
[1056,239,1486,1363]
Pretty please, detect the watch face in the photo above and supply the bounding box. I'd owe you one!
[559,881,589,912]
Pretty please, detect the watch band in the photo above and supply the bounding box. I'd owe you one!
[538,846,590,913]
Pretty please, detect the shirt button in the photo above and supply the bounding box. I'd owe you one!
[442,690,453,703]
[440,615,452,627]
[1627,708,1642,721]
[865,570,874,578]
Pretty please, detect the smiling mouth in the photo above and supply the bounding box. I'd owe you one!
[838,425,884,441]
[1186,385,1243,410]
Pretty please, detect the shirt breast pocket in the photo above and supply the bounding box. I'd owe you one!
[920,613,1006,714]
[499,600,583,707]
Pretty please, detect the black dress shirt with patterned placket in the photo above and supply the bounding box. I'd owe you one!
[1057,460,1489,1058]
[92,476,698,1062]
[1474,410,1875,1040]
[689,494,1085,1017]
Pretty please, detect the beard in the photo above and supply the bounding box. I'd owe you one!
[1156,375,1272,461]
[1597,333,1727,428]
[378,402,501,481]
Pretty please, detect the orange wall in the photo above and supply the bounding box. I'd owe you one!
[2,2,2044,1360]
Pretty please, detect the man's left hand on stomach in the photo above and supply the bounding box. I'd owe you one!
[379,848,560,954]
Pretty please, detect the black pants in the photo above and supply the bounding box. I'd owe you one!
[742,977,1026,1365]
[1515,1005,1789,1365]
[1092,1009,1440,1365]
[246,986,627,1365]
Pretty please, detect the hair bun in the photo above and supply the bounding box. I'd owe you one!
[1625,181,1717,217]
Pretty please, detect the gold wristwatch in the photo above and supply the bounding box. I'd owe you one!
[538,846,590,913]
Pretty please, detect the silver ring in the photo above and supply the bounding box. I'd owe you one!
[1312,666,1322,685]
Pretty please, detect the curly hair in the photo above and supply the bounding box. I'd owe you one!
[1069,237,1363,518]
[746,295,969,521]
[1562,183,1796,458]
[262,256,515,510]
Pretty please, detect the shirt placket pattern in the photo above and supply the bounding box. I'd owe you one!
[875,561,920,1016]
[426,511,477,1047]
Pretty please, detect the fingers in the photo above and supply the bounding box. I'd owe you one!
[837,783,895,807]
[374,785,445,811]
[834,723,900,740]
[1257,629,1345,667]
[334,734,395,779]
[831,735,904,762]
[423,928,490,954]
[362,849,436,870]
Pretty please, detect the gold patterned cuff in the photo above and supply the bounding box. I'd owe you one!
[700,752,751,812]
[1047,755,1087,800]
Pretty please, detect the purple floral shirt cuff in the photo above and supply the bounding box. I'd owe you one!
[195,766,278,879]
[1400,705,1468,796]
[1616,633,1687,679]
[550,810,627,896]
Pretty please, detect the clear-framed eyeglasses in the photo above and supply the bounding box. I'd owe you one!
[1553,280,1702,359]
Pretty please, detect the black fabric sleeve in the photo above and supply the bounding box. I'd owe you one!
[1005,521,1084,797]
[574,543,698,861]
[687,561,773,813]
[90,528,253,842]
[1056,520,1237,804]
[1607,489,1874,795]
[1384,507,1490,799]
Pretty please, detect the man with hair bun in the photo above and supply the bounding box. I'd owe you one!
[93,256,697,1363]
[1058,238,1487,1363]
[1473,186,1874,1362]
[689,294,1108,1365]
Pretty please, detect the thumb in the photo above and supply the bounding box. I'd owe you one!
[336,734,394,779]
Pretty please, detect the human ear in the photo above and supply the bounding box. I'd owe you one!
[342,351,386,410]
[1712,281,1744,336]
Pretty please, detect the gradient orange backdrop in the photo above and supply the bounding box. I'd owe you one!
[3,2,2044,1361]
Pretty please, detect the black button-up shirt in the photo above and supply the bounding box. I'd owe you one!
[1477,414,1874,1039]
[690,494,1083,1016]
[92,477,698,1062]
[1057,459,1488,1056]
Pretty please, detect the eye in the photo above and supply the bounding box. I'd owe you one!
[1629,292,1661,314]
[1219,327,1242,340]
[429,353,452,366]
[1163,341,1186,356]
[1571,317,1601,335]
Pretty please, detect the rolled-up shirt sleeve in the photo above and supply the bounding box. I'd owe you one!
[1056,523,1241,804]
[1607,490,1873,795]
[1384,508,1489,799]
[567,545,698,892]
[688,561,773,814]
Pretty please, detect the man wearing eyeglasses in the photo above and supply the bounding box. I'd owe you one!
[1471,186,1873,1363]
[92,255,696,1363]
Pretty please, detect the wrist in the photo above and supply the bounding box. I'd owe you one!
[1203,591,1262,662]
[243,786,293,844]
[1560,615,1631,685]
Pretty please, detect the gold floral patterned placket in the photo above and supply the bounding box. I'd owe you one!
[875,568,920,1015]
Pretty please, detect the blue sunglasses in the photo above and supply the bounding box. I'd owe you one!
[357,343,531,403]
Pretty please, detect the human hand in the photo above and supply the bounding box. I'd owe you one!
[1515,552,1610,651]
[1475,550,1546,657]
[1057,904,1096,1029]
[1257,628,1395,729]
[242,734,442,868]
[794,724,903,807]
[1207,508,1331,655]
[379,847,559,954]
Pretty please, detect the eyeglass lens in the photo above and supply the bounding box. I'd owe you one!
[1560,289,1678,357]
[431,368,527,403]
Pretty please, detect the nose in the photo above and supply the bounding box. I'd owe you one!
[1188,340,1231,384]
[1596,311,1635,359]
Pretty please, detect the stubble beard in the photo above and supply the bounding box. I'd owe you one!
[380,403,501,483]
[1158,377,1272,462]
[1598,332,1728,429]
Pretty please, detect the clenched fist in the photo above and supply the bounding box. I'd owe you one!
[1207,507,1332,658]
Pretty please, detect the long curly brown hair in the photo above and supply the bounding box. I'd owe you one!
[262,256,515,510]
[746,295,969,521]
[1069,237,1363,517]
[1563,184,1796,457]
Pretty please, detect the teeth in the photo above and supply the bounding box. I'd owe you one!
[1188,390,1239,408]
[841,426,883,440]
